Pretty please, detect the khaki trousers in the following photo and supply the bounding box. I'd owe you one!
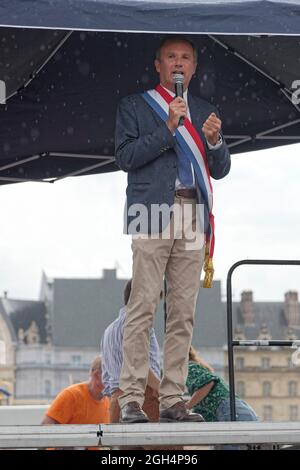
[119,197,205,410]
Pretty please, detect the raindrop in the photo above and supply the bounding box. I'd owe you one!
[141,74,150,84]
[20,137,29,146]
[79,63,90,76]
[31,128,40,140]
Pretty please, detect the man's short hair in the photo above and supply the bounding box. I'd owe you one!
[155,35,198,62]
[124,279,132,305]
[90,356,102,374]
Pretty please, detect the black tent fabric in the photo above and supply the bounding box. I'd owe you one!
[0,1,300,184]
[1,0,300,35]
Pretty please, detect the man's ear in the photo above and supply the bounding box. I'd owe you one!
[154,59,160,74]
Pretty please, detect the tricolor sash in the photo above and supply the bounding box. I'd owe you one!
[142,84,215,288]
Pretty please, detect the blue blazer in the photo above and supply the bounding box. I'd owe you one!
[115,92,231,234]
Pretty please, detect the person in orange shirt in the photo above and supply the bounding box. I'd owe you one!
[42,356,110,425]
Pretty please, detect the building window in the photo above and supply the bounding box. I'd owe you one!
[288,357,294,369]
[236,381,245,398]
[45,354,51,365]
[72,355,81,365]
[263,381,272,397]
[290,406,298,421]
[261,357,270,369]
[45,380,51,397]
[236,357,245,370]
[263,406,273,421]
[288,381,298,397]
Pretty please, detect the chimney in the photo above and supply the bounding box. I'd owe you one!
[240,290,255,324]
[103,269,117,280]
[284,291,300,326]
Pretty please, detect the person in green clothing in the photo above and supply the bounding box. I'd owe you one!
[185,346,258,450]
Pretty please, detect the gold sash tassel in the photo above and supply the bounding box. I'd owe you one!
[203,247,214,288]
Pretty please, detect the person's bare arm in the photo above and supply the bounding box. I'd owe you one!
[41,414,60,425]
[147,369,160,392]
[186,382,214,409]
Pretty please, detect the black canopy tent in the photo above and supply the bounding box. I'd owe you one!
[0,0,300,184]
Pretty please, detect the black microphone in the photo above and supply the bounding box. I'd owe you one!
[173,73,185,126]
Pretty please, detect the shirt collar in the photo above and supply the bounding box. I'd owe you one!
[161,84,188,102]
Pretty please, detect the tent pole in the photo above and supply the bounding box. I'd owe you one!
[48,152,114,160]
[208,35,300,112]
[53,157,115,181]
[5,30,73,102]
[208,35,289,91]
[0,154,41,172]
[208,35,300,149]
[0,176,51,183]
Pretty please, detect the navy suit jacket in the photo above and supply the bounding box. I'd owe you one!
[115,91,231,234]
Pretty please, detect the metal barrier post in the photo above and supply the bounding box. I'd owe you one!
[226,259,300,420]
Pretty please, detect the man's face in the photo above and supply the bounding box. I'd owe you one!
[154,40,197,92]
[92,368,104,391]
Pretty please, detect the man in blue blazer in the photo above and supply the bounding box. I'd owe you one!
[115,36,231,423]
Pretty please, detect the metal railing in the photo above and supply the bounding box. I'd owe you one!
[226,259,300,420]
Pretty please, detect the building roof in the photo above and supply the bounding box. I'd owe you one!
[2,269,299,349]
[0,298,48,344]
[47,270,226,349]
[229,301,300,341]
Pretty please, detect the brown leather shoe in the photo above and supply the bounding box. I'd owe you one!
[120,401,150,423]
[160,401,205,423]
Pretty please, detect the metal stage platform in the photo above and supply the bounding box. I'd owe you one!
[0,422,300,449]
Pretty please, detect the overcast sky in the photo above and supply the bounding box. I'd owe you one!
[1,143,300,303]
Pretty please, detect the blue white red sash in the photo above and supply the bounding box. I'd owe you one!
[142,84,215,286]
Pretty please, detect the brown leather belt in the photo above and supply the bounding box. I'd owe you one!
[175,188,197,199]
